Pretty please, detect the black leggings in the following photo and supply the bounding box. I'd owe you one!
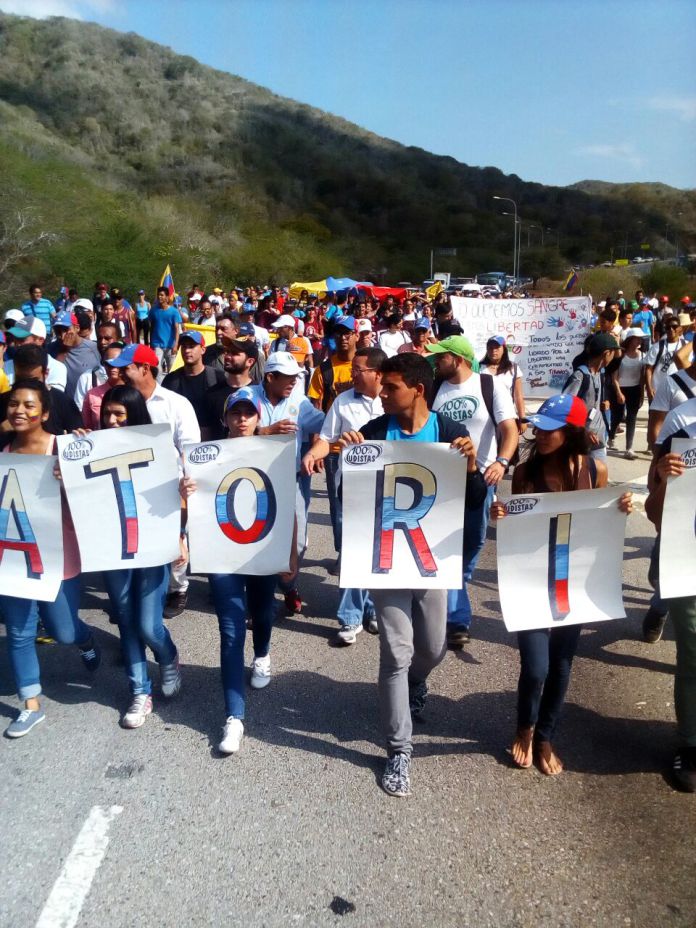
[609,384,642,448]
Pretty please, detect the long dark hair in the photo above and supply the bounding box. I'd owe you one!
[522,425,592,492]
[100,385,152,428]
[480,341,513,374]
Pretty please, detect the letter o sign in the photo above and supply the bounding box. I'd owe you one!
[215,467,277,544]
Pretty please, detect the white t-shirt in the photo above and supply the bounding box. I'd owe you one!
[146,384,201,456]
[655,397,696,446]
[644,337,685,395]
[378,330,412,358]
[617,353,643,388]
[479,362,524,395]
[650,369,696,413]
[320,389,383,441]
[432,373,516,470]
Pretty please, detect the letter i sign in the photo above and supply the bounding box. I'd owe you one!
[548,513,571,620]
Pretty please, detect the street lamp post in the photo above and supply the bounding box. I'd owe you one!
[493,195,518,282]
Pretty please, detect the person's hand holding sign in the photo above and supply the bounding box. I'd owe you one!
[450,435,478,473]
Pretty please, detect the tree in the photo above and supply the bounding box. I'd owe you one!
[0,196,58,300]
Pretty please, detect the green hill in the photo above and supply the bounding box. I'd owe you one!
[0,12,694,299]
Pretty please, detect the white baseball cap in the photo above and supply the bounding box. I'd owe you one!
[357,318,373,332]
[3,308,24,325]
[265,351,301,376]
[620,327,645,342]
[7,315,47,340]
[271,314,297,329]
[73,298,94,312]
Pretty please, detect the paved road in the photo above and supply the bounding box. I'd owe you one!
[2,416,695,928]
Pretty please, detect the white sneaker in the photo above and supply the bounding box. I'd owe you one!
[250,655,271,689]
[336,624,363,645]
[219,717,244,755]
[624,449,637,460]
[121,694,153,729]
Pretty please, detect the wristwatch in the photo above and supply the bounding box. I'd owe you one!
[495,456,510,467]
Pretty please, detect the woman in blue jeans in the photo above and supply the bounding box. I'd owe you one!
[0,379,100,739]
[182,388,297,755]
[492,394,633,775]
[91,385,185,729]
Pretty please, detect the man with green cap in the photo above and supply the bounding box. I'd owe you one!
[426,335,519,649]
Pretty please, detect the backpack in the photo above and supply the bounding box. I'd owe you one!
[649,339,667,371]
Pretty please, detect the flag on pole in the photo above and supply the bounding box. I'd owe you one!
[563,269,578,292]
[425,280,443,300]
[159,264,175,300]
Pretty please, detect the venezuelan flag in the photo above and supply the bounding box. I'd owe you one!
[159,264,175,299]
[563,270,578,292]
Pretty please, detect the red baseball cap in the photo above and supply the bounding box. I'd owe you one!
[107,344,159,367]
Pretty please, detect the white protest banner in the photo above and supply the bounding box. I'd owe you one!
[450,296,592,397]
[659,438,696,599]
[0,454,64,602]
[340,441,465,590]
[184,434,295,575]
[57,425,180,571]
[497,487,627,631]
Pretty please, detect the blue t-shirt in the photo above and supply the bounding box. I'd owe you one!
[632,309,654,335]
[21,297,54,330]
[149,306,182,348]
[385,412,440,442]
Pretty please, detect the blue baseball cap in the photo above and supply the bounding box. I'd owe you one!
[414,318,431,330]
[238,322,255,337]
[487,335,506,346]
[179,330,204,345]
[333,314,356,331]
[53,310,78,328]
[525,394,588,431]
[224,387,261,416]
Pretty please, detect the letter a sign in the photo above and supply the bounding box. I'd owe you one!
[341,441,466,589]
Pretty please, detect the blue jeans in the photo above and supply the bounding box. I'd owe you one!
[104,566,176,696]
[209,573,276,719]
[0,577,90,700]
[325,452,342,553]
[516,624,583,742]
[337,588,375,628]
[447,483,496,630]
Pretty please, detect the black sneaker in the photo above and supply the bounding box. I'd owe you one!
[447,626,471,650]
[408,680,428,718]
[382,753,411,797]
[79,637,101,672]
[642,609,667,644]
[163,591,187,619]
[672,749,696,793]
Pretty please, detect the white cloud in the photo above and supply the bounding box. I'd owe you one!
[0,0,114,19]
[577,143,642,169]
[646,96,696,123]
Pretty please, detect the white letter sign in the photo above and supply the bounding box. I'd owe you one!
[496,487,627,631]
[340,441,465,589]
[659,438,696,599]
[184,434,295,575]
[57,425,180,571]
[0,454,64,601]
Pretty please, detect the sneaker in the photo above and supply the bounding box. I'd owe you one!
[607,439,616,449]
[250,655,271,689]
[160,655,182,697]
[642,609,667,644]
[408,680,428,718]
[365,614,379,635]
[5,707,46,739]
[79,637,101,672]
[327,557,340,576]
[624,449,637,460]
[336,624,362,645]
[121,694,153,729]
[284,588,302,615]
[616,425,625,434]
[447,626,471,649]
[163,591,187,619]
[672,749,696,793]
[381,753,411,797]
[219,717,244,755]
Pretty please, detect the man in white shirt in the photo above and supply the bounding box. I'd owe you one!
[378,314,412,358]
[302,347,386,644]
[427,335,518,648]
[645,316,686,404]
[109,343,201,617]
[647,335,696,447]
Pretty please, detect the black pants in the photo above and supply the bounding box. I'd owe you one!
[609,384,642,448]
[136,318,151,344]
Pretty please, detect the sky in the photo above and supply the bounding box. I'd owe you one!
[2,0,695,189]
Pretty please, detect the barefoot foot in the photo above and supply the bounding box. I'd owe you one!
[535,741,564,776]
[510,728,533,768]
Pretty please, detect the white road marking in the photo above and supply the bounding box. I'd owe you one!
[35,805,123,928]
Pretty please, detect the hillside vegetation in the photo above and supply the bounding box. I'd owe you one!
[0,12,694,299]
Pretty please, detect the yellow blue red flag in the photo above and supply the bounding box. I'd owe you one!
[563,270,578,292]
[159,264,175,299]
